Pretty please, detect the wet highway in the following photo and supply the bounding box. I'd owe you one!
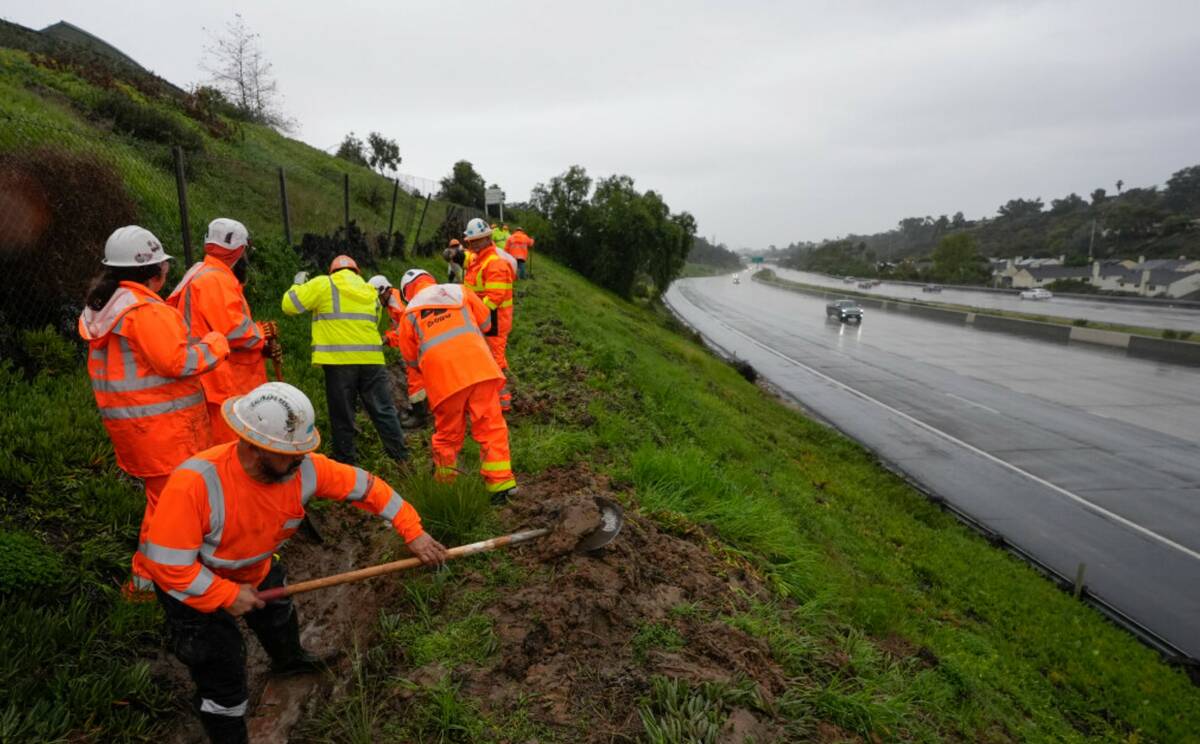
[772,267,1200,333]
[666,275,1200,658]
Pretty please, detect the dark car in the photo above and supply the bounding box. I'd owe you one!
[922,283,943,293]
[826,299,863,323]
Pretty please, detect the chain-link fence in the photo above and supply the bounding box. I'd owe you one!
[0,109,486,352]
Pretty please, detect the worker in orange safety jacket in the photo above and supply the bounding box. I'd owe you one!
[139,381,448,743]
[505,226,534,279]
[461,217,516,413]
[394,269,517,501]
[79,225,230,598]
[167,218,276,443]
[367,273,405,344]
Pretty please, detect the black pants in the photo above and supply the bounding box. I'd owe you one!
[156,562,295,744]
[323,363,408,465]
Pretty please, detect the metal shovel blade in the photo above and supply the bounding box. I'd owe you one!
[577,496,624,552]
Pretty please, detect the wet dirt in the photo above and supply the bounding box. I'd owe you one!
[157,507,402,744]
[407,467,791,742]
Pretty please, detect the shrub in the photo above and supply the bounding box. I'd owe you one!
[93,91,204,155]
[1071,318,1089,327]
[0,530,67,596]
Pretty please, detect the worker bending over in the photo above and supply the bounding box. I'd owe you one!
[282,255,409,466]
[393,269,517,501]
[79,226,230,597]
[140,382,448,743]
[168,218,278,443]
[368,273,405,344]
[461,218,516,412]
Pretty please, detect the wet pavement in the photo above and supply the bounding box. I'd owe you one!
[772,267,1200,333]
[666,275,1200,659]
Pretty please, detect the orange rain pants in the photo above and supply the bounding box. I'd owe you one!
[431,378,515,493]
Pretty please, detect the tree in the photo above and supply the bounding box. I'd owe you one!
[1115,179,1124,194]
[1090,188,1107,206]
[997,198,1043,219]
[951,211,966,228]
[335,132,368,167]
[201,14,288,129]
[438,160,486,207]
[1050,193,1087,214]
[1164,164,1200,213]
[931,233,984,282]
[366,132,401,176]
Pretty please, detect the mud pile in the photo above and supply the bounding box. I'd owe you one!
[444,468,789,741]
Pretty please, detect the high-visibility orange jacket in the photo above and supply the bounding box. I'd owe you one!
[464,244,515,336]
[166,255,267,403]
[139,442,425,612]
[506,230,533,261]
[384,287,404,328]
[397,281,502,408]
[79,281,230,477]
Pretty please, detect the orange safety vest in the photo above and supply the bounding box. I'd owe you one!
[397,282,503,408]
[463,244,515,335]
[139,442,424,612]
[506,231,533,260]
[79,281,230,477]
[167,255,267,402]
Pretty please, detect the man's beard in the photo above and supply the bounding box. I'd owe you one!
[262,459,303,483]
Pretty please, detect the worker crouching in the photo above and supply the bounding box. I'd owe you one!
[392,269,517,502]
[139,382,448,743]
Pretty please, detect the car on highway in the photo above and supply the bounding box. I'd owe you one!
[1019,288,1053,300]
[732,274,741,284]
[826,299,864,323]
[857,280,873,289]
[922,284,943,293]
[843,277,856,284]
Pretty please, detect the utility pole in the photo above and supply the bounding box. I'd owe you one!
[1087,219,1096,261]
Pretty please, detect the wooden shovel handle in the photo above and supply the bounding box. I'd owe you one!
[256,527,549,602]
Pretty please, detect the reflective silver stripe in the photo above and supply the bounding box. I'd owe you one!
[227,315,253,340]
[314,312,379,322]
[90,349,106,362]
[92,373,176,393]
[409,313,422,341]
[118,337,136,381]
[99,391,205,419]
[311,344,382,353]
[181,346,200,375]
[199,697,248,718]
[167,565,216,601]
[283,517,303,530]
[199,345,217,369]
[346,468,370,502]
[131,574,154,590]
[178,458,225,550]
[182,284,194,333]
[379,490,404,521]
[418,323,478,362]
[299,456,318,505]
[199,547,275,570]
[287,289,306,313]
[329,276,340,313]
[139,541,199,566]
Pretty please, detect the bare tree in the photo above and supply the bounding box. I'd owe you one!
[201,14,290,130]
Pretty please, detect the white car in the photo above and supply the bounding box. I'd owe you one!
[1019,288,1053,300]
[732,274,741,284]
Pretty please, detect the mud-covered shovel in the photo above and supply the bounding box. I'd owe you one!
[256,496,623,602]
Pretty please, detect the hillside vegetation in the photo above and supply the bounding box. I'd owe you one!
[1,37,1199,743]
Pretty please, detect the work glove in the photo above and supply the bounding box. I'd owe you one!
[263,337,283,360]
[260,320,279,340]
[293,271,310,285]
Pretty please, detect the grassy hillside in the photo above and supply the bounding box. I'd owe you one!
[2,40,1199,743]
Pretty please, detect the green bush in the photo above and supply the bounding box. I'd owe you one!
[0,529,66,595]
[20,326,77,377]
[93,91,204,155]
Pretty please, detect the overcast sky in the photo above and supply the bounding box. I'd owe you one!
[6,1,1199,249]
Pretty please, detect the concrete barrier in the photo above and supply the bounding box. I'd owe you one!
[900,303,970,325]
[1127,336,1200,367]
[966,313,1073,344]
[1069,326,1131,349]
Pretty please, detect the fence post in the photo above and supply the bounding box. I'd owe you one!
[386,178,400,254]
[413,194,432,248]
[343,173,351,249]
[277,167,293,248]
[172,146,193,265]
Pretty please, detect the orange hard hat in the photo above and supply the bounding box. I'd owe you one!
[329,254,359,273]
[449,238,461,247]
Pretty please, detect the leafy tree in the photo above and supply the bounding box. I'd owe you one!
[931,233,985,282]
[201,14,289,129]
[1050,193,1087,214]
[366,132,400,175]
[1164,165,1200,213]
[335,132,368,167]
[951,211,966,228]
[1116,179,1124,194]
[1090,188,1107,205]
[438,160,486,207]
[997,198,1043,219]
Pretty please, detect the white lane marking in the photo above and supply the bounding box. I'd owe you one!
[669,287,1200,563]
[944,392,1000,414]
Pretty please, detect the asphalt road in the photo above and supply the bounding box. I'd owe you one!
[771,267,1200,333]
[667,275,1200,659]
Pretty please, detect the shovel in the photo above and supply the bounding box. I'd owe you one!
[256,496,623,602]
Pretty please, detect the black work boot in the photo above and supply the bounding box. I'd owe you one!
[257,609,340,676]
[198,711,248,744]
[399,399,430,429]
[490,486,519,506]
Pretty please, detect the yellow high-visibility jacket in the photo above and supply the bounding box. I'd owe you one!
[282,271,384,365]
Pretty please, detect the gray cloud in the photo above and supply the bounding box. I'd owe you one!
[7,0,1199,249]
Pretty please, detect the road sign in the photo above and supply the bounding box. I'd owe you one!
[751,256,764,264]
[485,188,505,205]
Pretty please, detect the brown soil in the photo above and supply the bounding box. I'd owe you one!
[403,467,791,742]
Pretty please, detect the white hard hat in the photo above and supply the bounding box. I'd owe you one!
[463,218,492,241]
[222,382,321,455]
[102,225,173,267]
[205,217,249,250]
[399,268,432,302]
[367,274,392,291]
